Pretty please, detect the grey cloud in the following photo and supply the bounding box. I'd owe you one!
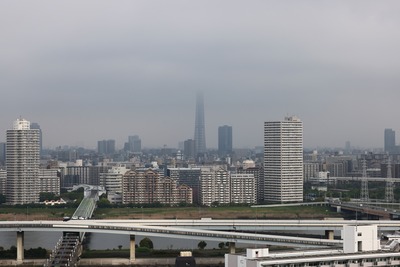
[1,1,400,148]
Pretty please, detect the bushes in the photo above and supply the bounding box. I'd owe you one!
[139,237,154,249]
[0,247,47,259]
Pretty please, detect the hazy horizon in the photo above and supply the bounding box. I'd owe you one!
[1,1,399,150]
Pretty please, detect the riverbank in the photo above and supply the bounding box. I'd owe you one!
[0,257,225,266]
[0,204,340,221]
[79,257,224,266]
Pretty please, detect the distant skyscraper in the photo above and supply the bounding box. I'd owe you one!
[218,125,232,156]
[124,135,141,153]
[6,118,40,204]
[98,139,116,155]
[384,128,396,154]
[131,135,141,152]
[194,93,206,155]
[345,141,351,154]
[183,139,196,160]
[264,116,303,203]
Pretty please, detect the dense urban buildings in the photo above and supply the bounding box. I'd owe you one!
[122,169,192,205]
[3,97,399,209]
[5,118,40,204]
[264,116,303,203]
[218,125,233,157]
[166,167,201,203]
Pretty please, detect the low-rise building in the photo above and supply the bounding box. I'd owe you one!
[39,169,60,195]
[225,225,397,267]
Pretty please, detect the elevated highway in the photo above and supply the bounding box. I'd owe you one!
[0,220,342,248]
[3,218,400,264]
[91,218,400,232]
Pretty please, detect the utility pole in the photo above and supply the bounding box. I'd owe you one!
[385,155,394,203]
[360,158,369,203]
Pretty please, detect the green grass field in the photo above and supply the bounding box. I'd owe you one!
[0,204,341,221]
[93,205,339,220]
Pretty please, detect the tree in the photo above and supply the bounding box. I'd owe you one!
[139,237,154,249]
[218,242,225,249]
[197,241,207,250]
[39,192,57,202]
[97,197,111,208]
[0,194,6,204]
[211,201,219,207]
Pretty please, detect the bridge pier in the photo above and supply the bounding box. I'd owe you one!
[130,235,135,263]
[325,230,334,240]
[228,242,236,254]
[16,231,24,264]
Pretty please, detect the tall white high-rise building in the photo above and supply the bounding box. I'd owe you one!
[6,118,40,204]
[264,116,303,203]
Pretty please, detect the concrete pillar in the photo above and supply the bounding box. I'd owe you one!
[325,230,334,240]
[16,231,24,264]
[336,206,341,213]
[130,235,135,263]
[228,242,236,254]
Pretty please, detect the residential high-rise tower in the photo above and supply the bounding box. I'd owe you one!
[30,122,42,156]
[264,116,303,203]
[6,118,40,204]
[194,92,206,156]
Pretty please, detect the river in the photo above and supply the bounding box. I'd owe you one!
[0,231,220,250]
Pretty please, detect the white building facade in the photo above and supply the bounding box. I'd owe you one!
[99,165,129,194]
[225,225,398,267]
[200,167,230,206]
[264,116,303,203]
[230,174,256,204]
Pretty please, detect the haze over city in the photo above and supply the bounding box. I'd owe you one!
[1,1,400,149]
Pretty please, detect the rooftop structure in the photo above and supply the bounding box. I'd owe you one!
[225,225,393,267]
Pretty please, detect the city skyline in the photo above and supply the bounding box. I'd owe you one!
[1,1,400,149]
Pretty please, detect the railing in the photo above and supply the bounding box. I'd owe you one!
[44,232,80,267]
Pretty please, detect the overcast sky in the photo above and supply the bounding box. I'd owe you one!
[1,1,399,150]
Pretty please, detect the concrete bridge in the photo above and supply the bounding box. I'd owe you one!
[4,218,400,264]
[0,219,347,264]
